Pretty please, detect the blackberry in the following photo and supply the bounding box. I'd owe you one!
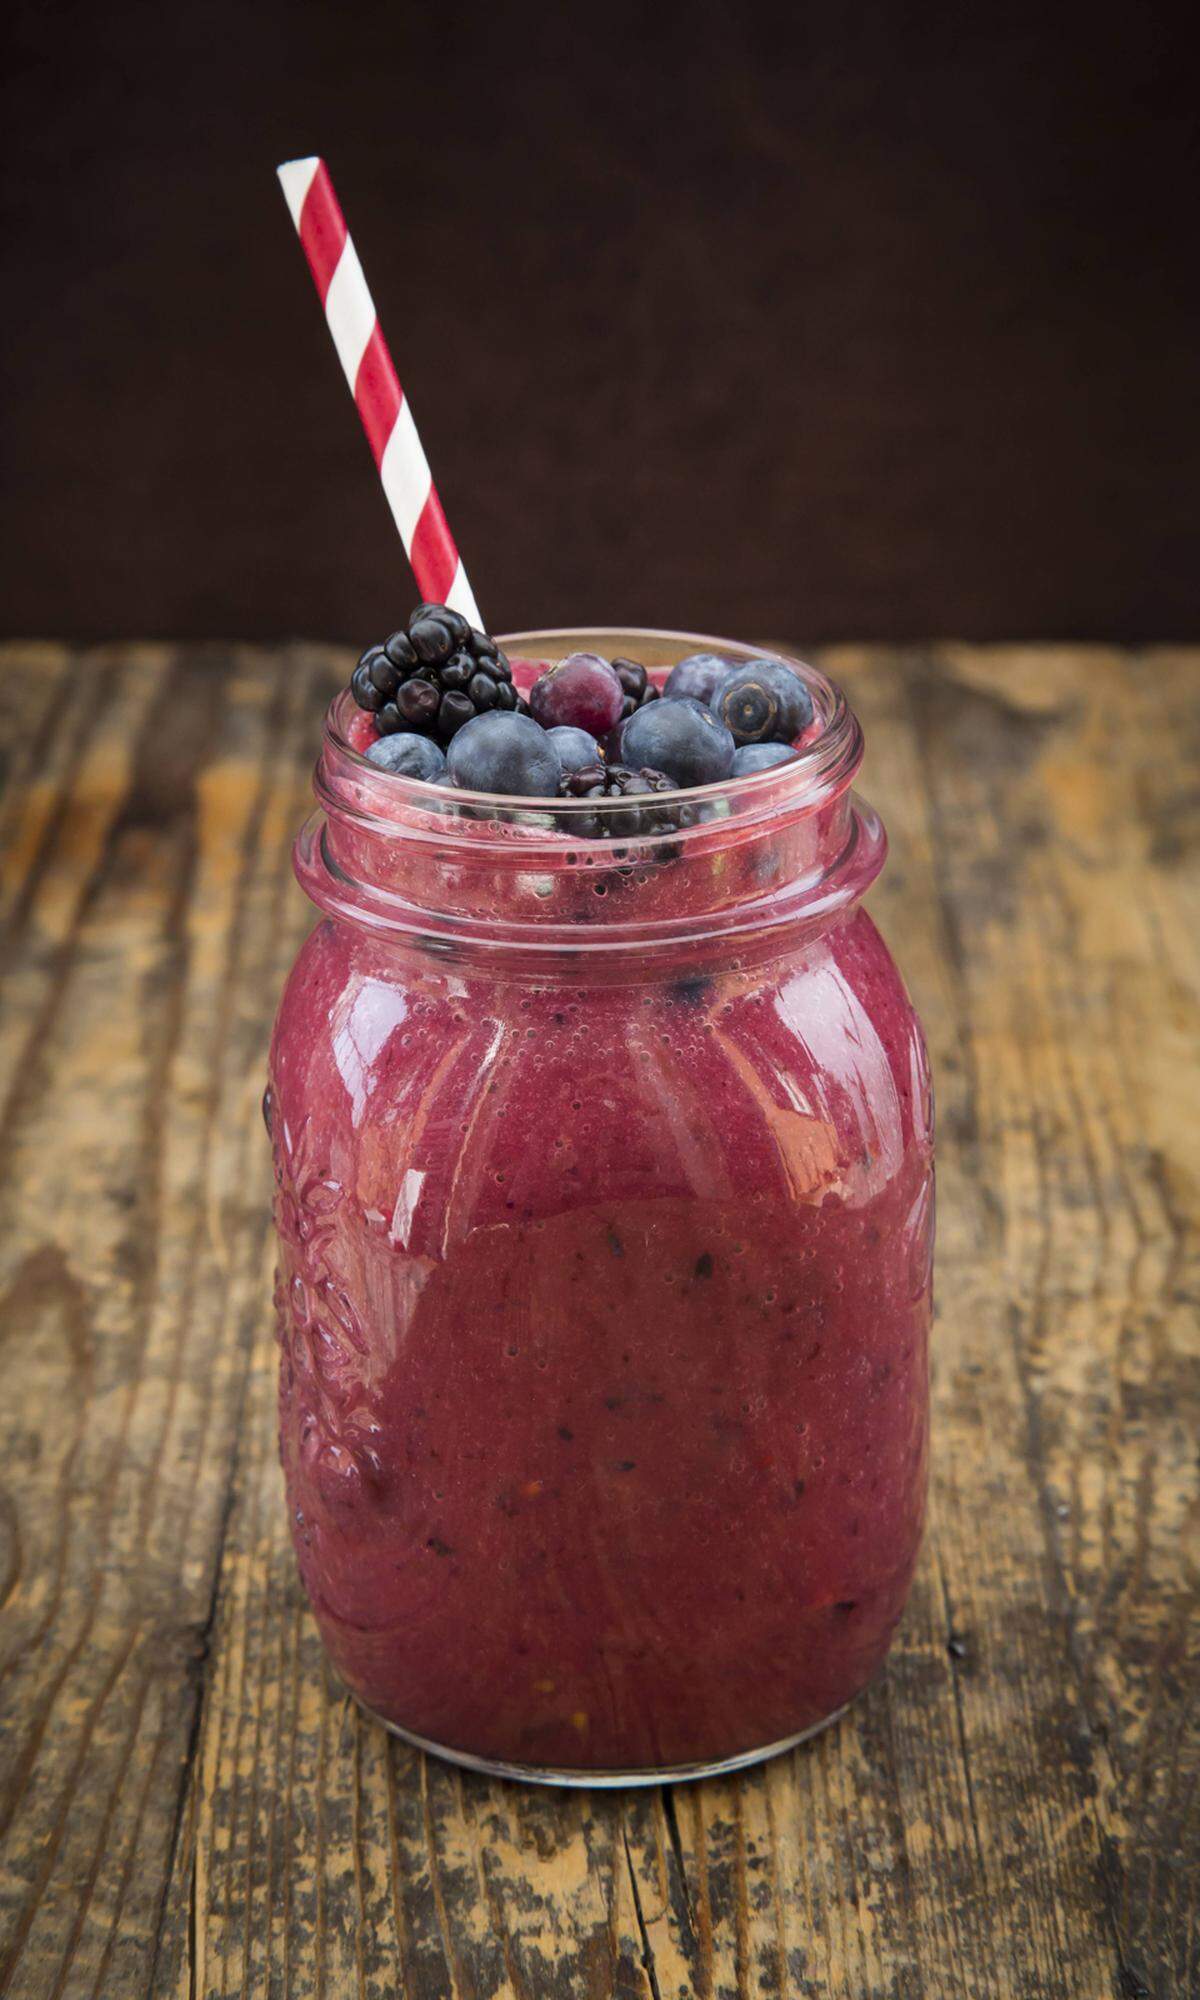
[612,657,663,722]
[349,605,518,743]
[557,761,698,840]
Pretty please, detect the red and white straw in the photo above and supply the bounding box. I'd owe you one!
[277,155,482,628]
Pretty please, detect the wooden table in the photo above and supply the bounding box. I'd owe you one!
[0,642,1195,1999]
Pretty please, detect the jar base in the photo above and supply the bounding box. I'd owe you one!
[350,1695,854,1789]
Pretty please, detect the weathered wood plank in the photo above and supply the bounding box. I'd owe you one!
[0,642,329,1998]
[867,646,1199,1999]
[0,641,1195,1999]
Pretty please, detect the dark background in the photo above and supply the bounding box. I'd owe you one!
[1,0,1195,646]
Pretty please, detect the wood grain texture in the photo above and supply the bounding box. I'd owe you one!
[0,641,1194,1999]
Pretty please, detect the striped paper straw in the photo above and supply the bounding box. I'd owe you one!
[277,156,482,627]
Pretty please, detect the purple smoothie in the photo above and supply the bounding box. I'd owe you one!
[268,630,932,1780]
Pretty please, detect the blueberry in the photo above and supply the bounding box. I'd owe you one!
[364,732,447,781]
[715,659,814,745]
[616,696,734,788]
[732,742,796,775]
[446,712,563,796]
[547,725,604,774]
[662,651,736,706]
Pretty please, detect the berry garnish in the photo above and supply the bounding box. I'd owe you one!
[547,725,605,774]
[446,711,564,796]
[612,657,663,722]
[529,653,625,736]
[364,732,448,781]
[714,659,814,745]
[616,696,735,788]
[409,603,471,658]
[558,762,694,840]
[732,741,796,775]
[349,606,518,743]
[662,652,735,706]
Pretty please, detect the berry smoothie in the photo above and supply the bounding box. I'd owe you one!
[268,630,932,1780]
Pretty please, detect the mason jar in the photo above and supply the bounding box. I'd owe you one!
[265,629,933,1784]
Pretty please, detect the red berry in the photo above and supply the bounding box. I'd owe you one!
[529,652,624,737]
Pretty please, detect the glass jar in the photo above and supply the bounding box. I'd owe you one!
[266,629,933,1784]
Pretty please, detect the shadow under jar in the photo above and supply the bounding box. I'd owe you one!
[266,629,934,1785]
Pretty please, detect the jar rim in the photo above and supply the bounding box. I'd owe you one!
[300,628,884,967]
[321,627,862,840]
